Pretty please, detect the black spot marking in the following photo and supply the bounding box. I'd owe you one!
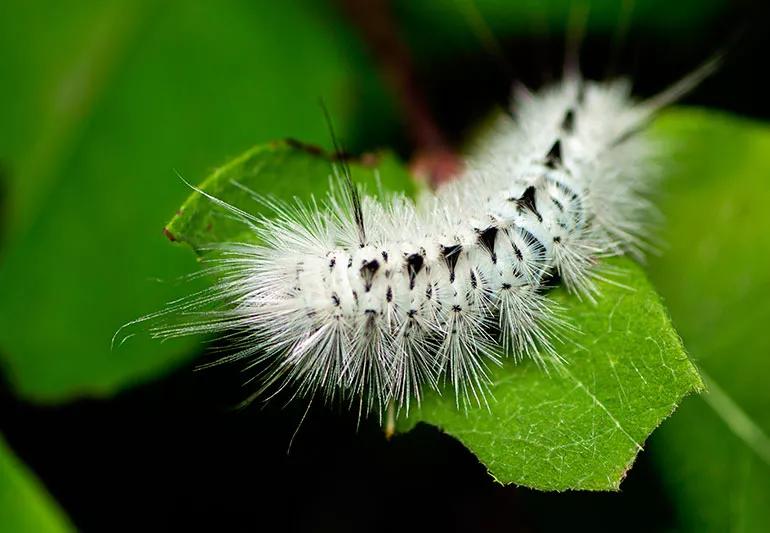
[352,290,358,303]
[381,250,388,262]
[545,140,562,169]
[407,309,417,318]
[441,244,462,283]
[386,286,393,302]
[331,293,340,306]
[476,226,498,263]
[553,236,562,243]
[406,253,424,290]
[550,178,580,201]
[365,309,377,315]
[470,270,478,289]
[502,283,512,290]
[452,305,462,313]
[517,227,547,263]
[347,257,353,268]
[551,197,564,211]
[547,178,584,227]
[516,186,542,222]
[513,243,523,261]
[359,259,380,291]
[425,284,433,300]
[561,109,575,133]
[328,257,336,269]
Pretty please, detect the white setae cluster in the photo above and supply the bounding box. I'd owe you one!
[152,68,713,416]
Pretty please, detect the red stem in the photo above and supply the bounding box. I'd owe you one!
[338,0,462,186]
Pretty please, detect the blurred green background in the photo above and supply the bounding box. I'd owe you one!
[1,0,768,531]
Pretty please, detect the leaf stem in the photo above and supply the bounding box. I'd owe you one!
[338,0,462,186]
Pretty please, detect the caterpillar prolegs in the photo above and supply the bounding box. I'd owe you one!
[151,64,715,417]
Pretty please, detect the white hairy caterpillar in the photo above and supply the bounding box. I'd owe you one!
[143,62,717,417]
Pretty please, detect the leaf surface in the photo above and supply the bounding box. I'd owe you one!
[399,256,702,490]
[166,141,415,251]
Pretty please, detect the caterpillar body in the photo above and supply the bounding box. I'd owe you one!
[154,67,711,416]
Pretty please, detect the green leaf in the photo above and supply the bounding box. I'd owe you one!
[646,109,770,531]
[0,434,74,533]
[166,141,416,252]
[0,0,392,401]
[399,257,702,491]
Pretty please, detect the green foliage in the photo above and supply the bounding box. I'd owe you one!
[0,435,74,533]
[400,257,701,490]
[166,141,415,251]
[0,0,390,402]
[647,109,770,531]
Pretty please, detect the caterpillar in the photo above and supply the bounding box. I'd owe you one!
[146,61,717,417]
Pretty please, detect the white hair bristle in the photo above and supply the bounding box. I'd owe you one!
[148,74,670,416]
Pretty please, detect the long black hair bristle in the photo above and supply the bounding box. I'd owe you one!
[320,100,367,246]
